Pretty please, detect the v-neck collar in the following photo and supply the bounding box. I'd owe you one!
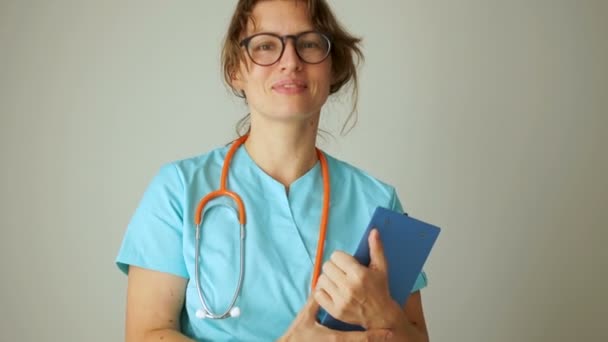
[234,144,322,196]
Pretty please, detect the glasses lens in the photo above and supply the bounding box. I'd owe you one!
[247,34,283,65]
[296,32,330,63]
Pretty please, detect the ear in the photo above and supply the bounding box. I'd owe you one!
[230,69,245,91]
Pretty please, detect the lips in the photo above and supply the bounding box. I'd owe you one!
[272,79,308,90]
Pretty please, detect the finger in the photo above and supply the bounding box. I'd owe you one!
[368,229,388,273]
[341,329,392,342]
[316,273,349,313]
[316,274,341,302]
[322,259,348,287]
[325,256,366,302]
[313,286,334,313]
[365,328,393,341]
[329,250,362,275]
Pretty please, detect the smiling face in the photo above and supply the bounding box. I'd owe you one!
[231,0,333,124]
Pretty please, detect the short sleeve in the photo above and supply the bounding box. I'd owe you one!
[389,188,428,293]
[115,163,188,279]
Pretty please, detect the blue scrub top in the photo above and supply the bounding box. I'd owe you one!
[116,144,428,341]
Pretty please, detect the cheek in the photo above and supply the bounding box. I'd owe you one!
[312,70,333,98]
[242,67,271,93]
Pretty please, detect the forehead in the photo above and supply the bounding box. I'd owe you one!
[246,0,314,35]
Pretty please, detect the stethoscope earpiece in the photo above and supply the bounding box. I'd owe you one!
[229,306,241,318]
[196,309,206,319]
[196,306,241,319]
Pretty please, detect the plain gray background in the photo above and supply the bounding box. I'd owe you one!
[1,0,607,341]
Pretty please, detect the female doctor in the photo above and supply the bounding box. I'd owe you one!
[116,0,430,341]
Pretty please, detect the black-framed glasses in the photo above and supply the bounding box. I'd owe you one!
[239,31,332,66]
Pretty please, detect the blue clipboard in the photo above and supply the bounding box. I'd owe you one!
[318,206,441,331]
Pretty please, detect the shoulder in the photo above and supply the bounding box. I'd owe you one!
[323,152,399,203]
[161,144,230,185]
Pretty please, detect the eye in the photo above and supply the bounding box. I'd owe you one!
[257,44,274,51]
[299,40,321,49]
[251,38,280,52]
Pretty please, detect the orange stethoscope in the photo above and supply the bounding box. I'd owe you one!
[193,134,330,319]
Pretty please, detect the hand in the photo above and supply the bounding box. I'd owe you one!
[314,229,402,329]
[279,292,394,342]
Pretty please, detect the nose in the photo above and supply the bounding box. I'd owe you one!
[278,38,302,72]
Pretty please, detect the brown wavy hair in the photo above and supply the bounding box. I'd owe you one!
[221,0,364,136]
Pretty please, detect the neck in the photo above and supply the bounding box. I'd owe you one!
[244,115,319,188]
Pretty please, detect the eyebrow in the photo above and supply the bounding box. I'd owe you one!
[250,27,316,35]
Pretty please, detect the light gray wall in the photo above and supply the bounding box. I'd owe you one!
[1,1,606,341]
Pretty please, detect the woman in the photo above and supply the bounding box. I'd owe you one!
[116,0,430,341]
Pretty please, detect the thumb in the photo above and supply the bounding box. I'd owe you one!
[368,229,388,273]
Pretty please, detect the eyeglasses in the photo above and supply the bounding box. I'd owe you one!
[239,31,332,66]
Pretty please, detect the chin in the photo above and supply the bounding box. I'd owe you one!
[261,102,322,119]
[250,96,325,121]
[269,108,319,120]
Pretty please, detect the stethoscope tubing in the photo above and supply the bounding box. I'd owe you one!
[194,204,245,319]
[192,134,330,319]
